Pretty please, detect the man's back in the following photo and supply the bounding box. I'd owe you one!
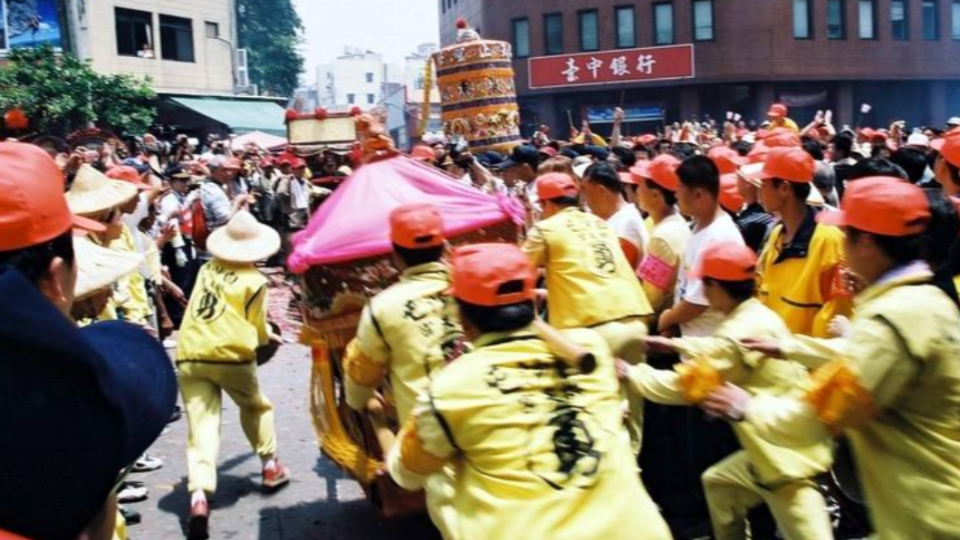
[525,207,651,329]
[423,326,670,540]
[353,262,461,423]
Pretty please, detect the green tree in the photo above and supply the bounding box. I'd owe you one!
[237,0,305,97]
[0,46,156,136]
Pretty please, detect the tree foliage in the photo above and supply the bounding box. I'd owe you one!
[0,46,156,136]
[237,0,305,97]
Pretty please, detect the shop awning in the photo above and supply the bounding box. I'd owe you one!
[169,97,287,137]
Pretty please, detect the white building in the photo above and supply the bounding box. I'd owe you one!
[316,47,403,111]
[63,0,287,136]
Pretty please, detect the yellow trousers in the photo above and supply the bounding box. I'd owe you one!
[178,361,277,493]
[703,450,834,540]
[593,317,649,454]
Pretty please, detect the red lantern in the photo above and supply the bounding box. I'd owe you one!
[350,106,362,117]
[314,107,328,121]
[284,109,300,123]
[4,108,28,130]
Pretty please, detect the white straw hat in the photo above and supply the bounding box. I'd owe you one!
[74,235,143,300]
[66,165,138,216]
[206,211,281,263]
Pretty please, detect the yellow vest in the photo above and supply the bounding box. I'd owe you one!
[525,207,652,329]
[177,260,270,362]
[98,226,152,324]
[757,215,852,337]
[426,326,671,540]
[844,274,960,537]
[354,262,463,423]
[670,299,833,485]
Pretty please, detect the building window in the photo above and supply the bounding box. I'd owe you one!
[793,0,812,38]
[365,72,374,83]
[859,0,877,38]
[924,0,939,39]
[579,10,600,51]
[205,21,219,39]
[159,15,195,62]
[827,0,846,39]
[367,94,375,105]
[653,3,674,45]
[953,0,960,38]
[347,94,356,105]
[115,8,153,58]
[512,17,530,57]
[693,0,715,41]
[544,13,564,55]
[615,6,636,48]
[892,0,909,40]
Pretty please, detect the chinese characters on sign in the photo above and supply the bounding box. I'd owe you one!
[528,45,694,90]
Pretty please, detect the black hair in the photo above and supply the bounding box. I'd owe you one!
[703,277,756,303]
[0,230,76,285]
[545,195,580,208]
[847,157,908,182]
[771,179,812,202]
[671,143,699,161]
[642,177,678,206]
[677,155,720,198]
[458,299,536,333]
[847,227,924,265]
[801,136,825,161]
[834,133,854,159]
[890,147,930,184]
[392,244,444,267]
[731,140,753,157]
[922,189,960,272]
[611,146,637,168]
[584,162,624,195]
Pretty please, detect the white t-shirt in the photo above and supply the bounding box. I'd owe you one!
[675,210,745,337]
[607,204,651,255]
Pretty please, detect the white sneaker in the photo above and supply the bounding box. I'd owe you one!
[132,453,163,473]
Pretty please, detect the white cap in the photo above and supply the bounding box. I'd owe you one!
[572,156,593,179]
[947,117,960,127]
[906,132,930,148]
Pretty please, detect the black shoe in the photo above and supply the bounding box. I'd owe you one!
[169,405,182,424]
[119,504,142,526]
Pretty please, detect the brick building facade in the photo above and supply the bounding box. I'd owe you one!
[439,0,960,136]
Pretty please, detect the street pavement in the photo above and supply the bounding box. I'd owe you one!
[133,341,441,540]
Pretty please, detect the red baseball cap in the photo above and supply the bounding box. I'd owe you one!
[637,134,659,147]
[536,172,579,201]
[389,203,445,249]
[937,129,960,167]
[708,146,747,175]
[763,128,801,149]
[630,154,681,191]
[410,145,436,162]
[451,243,536,307]
[744,147,815,183]
[106,166,151,190]
[818,176,930,236]
[0,142,104,252]
[618,172,637,185]
[691,241,758,281]
[719,173,745,213]
[767,103,788,118]
[930,127,960,153]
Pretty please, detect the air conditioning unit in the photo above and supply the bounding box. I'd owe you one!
[235,84,259,96]
[236,48,250,89]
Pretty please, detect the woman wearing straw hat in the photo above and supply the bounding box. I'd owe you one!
[175,211,289,539]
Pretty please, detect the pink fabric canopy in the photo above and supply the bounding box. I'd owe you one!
[288,155,524,273]
[230,131,288,152]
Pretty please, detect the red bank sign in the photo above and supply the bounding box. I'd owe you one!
[527,45,695,90]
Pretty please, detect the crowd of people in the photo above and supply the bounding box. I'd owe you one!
[2,99,960,540]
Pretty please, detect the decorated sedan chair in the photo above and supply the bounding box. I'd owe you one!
[287,118,523,518]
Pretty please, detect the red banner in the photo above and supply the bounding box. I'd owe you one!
[527,45,695,90]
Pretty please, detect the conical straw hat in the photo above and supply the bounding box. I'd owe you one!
[207,211,281,263]
[74,235,143,300]
[65,164,138,216]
